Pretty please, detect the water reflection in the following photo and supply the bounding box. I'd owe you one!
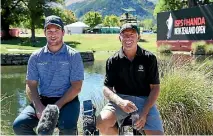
[84,60,106,75]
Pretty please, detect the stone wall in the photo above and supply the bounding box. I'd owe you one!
[1,52,94,66]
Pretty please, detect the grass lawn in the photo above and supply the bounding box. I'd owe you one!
[1,34,157,59]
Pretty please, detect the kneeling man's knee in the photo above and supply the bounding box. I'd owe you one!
[96,111,117,133]
[13,119,22,134]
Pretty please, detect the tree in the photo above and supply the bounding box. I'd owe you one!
[153,24,157,32]
[154,0,213,16]
[45,8,76,25]
[20,0,64,42]
[110,15,120,26]
[63,9,77,25]
[103,15,120,27]
[140,19,154,30]
[1,0,27,39]
[103,16,111,27]
[83,11,102,28]
[1,0,75,42]
[153,0,186,16]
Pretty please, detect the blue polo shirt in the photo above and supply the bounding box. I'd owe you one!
[26,44,84,97]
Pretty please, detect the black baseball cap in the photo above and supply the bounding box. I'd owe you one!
[120,23,140,35]
[44,15,64,30]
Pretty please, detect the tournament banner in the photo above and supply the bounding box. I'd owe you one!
[157,4,213,41]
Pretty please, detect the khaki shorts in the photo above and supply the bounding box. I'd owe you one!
[102,94,164,132]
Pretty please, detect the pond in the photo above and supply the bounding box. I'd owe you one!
[1,54,212,135]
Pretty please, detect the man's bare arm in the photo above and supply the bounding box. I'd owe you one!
[26,80,42,107]
[103,86,123,105]
[26,80,45,119]
[103,86,137,113]
[55,80,83,109]
[26,84,32,102]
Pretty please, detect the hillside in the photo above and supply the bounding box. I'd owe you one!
[65,0,157,5]
[65,0,86,6]
[66,0,156,20]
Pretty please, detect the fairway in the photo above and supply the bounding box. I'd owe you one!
[1,34,158,55]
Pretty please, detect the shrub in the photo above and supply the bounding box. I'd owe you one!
[158,58,213,134]
[1,94,14,135]
[205,44,213,55]
[157,45,172,54]
[192,42,213,55]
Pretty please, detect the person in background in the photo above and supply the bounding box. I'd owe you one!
[96,23,164,135]
[13,15,84,135]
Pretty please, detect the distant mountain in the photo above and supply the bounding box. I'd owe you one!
[148,0,158,4]
[65,0,86,6]
[66,0,156,20]
[65,0,158,5]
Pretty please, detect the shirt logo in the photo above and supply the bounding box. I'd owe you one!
[138,65,144,72]
[38,62,48,65]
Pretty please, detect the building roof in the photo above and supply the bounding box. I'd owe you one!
[65,22,89,27]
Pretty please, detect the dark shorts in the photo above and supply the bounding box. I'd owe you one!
[102,94,164,132]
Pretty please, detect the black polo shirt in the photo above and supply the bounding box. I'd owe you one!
[104,46,160,96]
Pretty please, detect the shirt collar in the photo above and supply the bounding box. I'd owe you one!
[119,45,143,59]
[136,45,143,56]
[44,43,66,54]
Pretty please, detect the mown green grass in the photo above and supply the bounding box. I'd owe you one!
[1,34,157,55]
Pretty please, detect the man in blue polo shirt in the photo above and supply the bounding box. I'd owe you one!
[13,15,84,135]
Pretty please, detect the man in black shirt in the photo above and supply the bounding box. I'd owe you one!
[96,23,164,135]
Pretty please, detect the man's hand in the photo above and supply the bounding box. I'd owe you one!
[134,114,147,130]
[118,99,138,113]
[35,104,45,119]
